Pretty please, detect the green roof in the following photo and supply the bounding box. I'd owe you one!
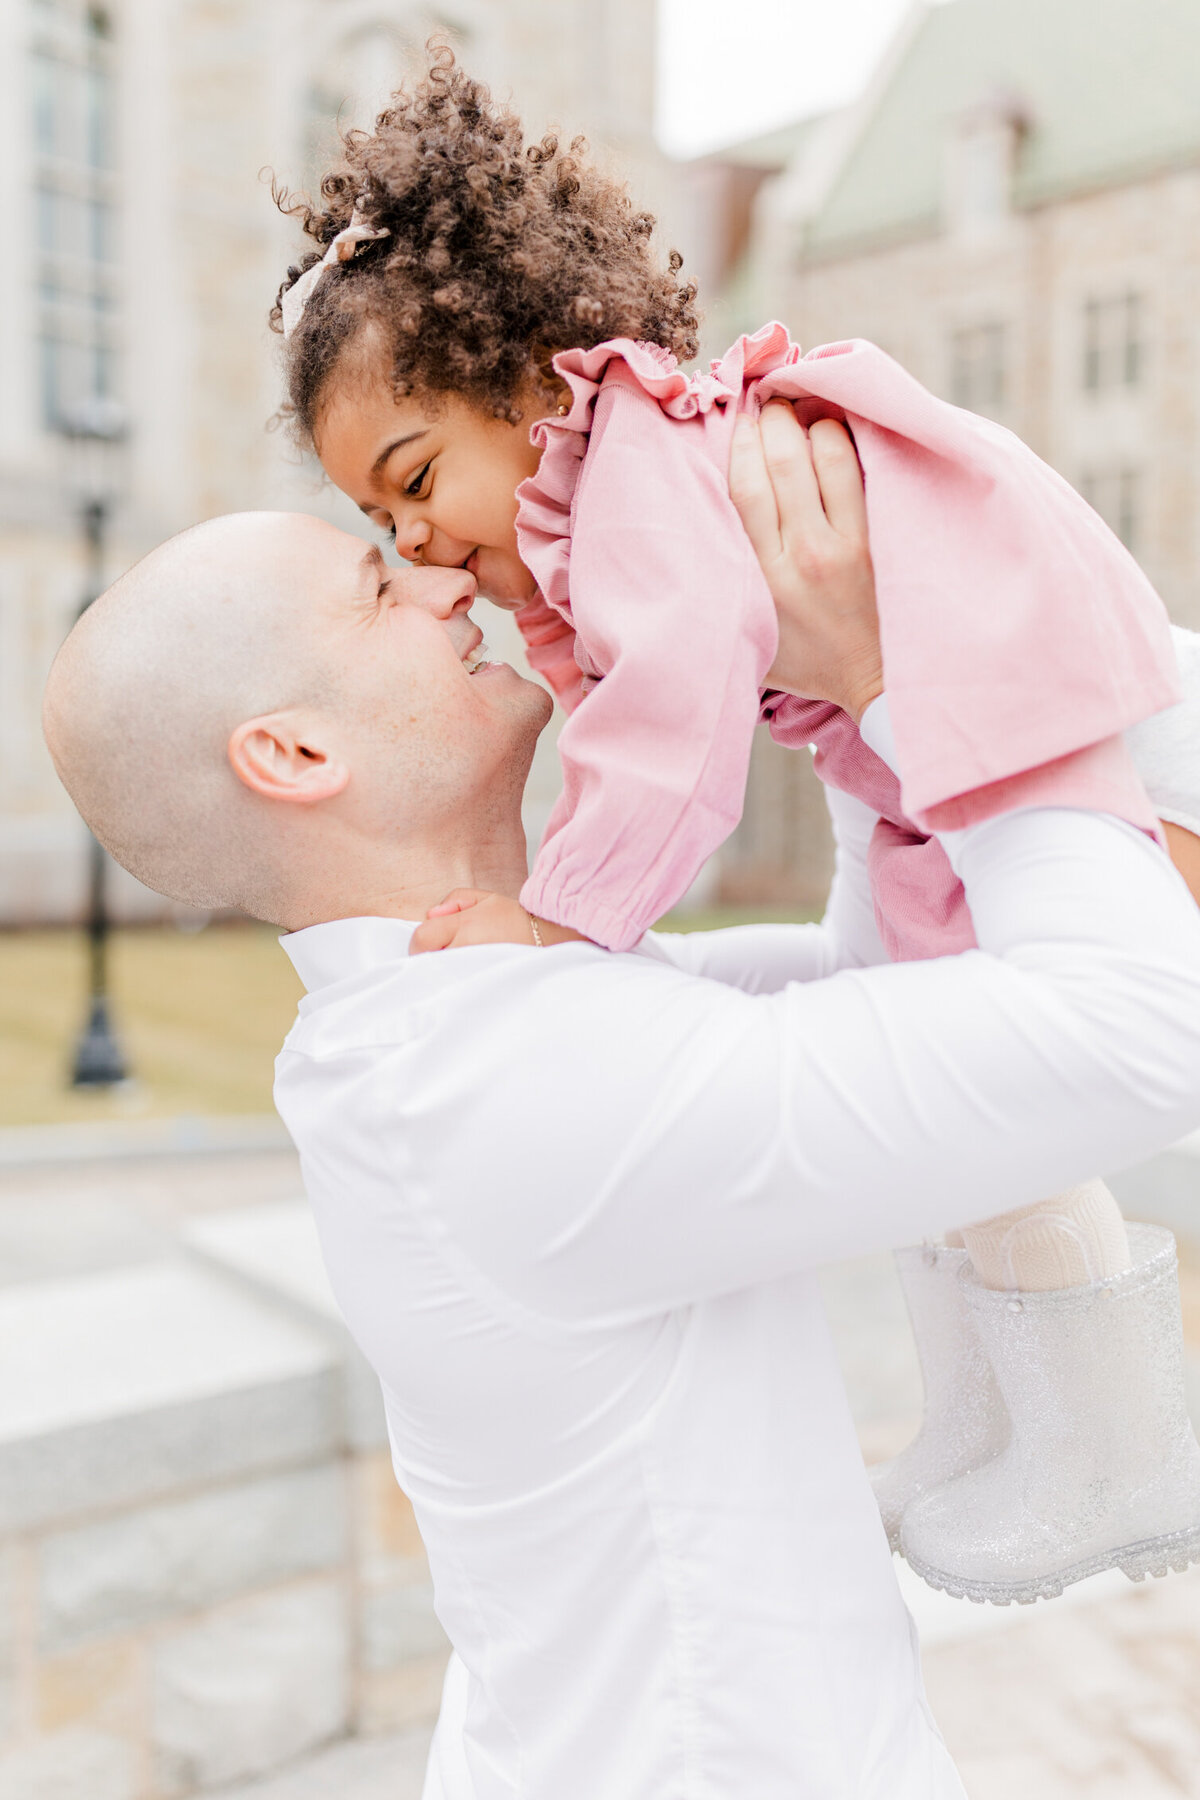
[705,113,827,172]
[806,0,1200,253]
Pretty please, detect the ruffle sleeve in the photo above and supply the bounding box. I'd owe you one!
[515,339,777,949]
[513,323,1177,955]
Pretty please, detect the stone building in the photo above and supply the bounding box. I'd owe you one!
[712,0,1200,903]
[0,0,677,922]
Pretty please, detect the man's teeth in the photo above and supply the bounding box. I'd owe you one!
[464,641,490,673]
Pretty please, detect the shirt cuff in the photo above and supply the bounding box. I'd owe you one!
[858,693,898,773]
[860,693,975,874]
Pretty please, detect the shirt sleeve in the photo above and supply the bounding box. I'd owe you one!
[519,379,778,951]
[1126,624,1200,836]
[636,784,887,990]
[399,797,1200,1329]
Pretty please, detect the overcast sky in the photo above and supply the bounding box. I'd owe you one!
[655,0,932,158]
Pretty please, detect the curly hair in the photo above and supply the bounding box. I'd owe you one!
[271,43,700,440]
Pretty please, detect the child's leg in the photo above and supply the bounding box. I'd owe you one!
[960,1179,1129,1291]
[899,1221,1200,1602]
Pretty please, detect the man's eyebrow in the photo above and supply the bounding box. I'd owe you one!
[371,430,428,479]
[358,543,386,582]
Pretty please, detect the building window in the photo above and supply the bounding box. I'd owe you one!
[31,1,118,428]
[949,323,1006,414]
[302,17,470,187]
[1082,293,1143,392]
[1080,467,1141,552]
[943,97,1027,242]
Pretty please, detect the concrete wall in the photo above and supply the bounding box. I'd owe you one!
[0,0,680,923]
[773,166,1200,627]
[0,1207,452,1798]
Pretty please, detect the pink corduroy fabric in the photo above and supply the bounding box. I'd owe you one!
[514,324,1178,956]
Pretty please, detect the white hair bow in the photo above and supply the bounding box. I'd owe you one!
[280,209,391,340]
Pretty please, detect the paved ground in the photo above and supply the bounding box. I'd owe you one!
[5,1133,1199,1800]
[212,1727,435,1800]
[213,1568,1200,1800]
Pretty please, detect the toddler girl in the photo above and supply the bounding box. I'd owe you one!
[272,48,1200,1601]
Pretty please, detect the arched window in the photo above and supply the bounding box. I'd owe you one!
[303,12,475,188]
[305,24,410,184]
[30,0,118,427]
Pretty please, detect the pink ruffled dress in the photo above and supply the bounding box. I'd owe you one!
[514,324,1179,955]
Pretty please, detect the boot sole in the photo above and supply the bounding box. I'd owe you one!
[904,1521,1200,1606]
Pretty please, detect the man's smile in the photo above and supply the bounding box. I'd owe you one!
[462,627,492,674]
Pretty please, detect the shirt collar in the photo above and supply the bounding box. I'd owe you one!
[280,915,419,994]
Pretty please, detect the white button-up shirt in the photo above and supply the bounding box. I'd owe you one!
[276,716,1200,1800]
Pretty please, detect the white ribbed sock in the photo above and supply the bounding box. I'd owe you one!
[961,1181,1131,1291]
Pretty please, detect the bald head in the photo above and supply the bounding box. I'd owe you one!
[44,513,336,917]
[44,511,546,930]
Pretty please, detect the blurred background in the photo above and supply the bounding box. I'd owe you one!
[1,2,1199,1797]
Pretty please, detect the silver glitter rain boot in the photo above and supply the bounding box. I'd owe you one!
[900,1223,1200,1604]
[870,1244,1010,1550]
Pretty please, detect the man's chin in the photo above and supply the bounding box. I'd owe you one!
[508,671,555,736]
[515,672,555,730]
[533,686,555,731]
[479,661,553,727]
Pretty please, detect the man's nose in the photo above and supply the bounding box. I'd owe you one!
[401,567,476,617]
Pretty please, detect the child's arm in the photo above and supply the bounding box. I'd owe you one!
[415,403,882,967]
[409,780,888,981]
[409,889,587,955]
[518,380,779,953]
[520,389,879,953]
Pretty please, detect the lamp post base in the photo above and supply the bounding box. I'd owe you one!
[71,996,128,1088]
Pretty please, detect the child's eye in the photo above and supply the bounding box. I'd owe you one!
[404,460,432,498]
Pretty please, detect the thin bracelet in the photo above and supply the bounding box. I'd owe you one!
[527,912,544,948]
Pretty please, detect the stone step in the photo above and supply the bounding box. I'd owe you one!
[0,1249,449,1798]
[0,1259,362,1799]
[0,1260,340,1532]
[183,1202,387,1450]
[0,1114,293,1170]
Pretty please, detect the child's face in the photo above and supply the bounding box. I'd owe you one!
[315,371,546,611]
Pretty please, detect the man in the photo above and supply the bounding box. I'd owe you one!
[43,419,1200,1798]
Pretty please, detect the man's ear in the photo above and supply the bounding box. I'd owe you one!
[227,713,350,805]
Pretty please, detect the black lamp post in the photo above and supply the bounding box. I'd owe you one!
[55,398,129,1088]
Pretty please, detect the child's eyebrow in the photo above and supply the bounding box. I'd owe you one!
[372,430,429,479]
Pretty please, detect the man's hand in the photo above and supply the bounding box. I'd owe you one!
[730,402,883,722]
[1165,822,1200,908]
[409,888,589,954]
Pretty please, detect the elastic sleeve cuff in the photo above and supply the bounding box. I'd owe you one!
[520,876,643,953]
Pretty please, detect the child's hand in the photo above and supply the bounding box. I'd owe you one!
[409,888,589,954]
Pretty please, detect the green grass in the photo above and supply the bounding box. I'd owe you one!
[0,924,303,1127]
[657,904,821,934]
[0,907,821,1128]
